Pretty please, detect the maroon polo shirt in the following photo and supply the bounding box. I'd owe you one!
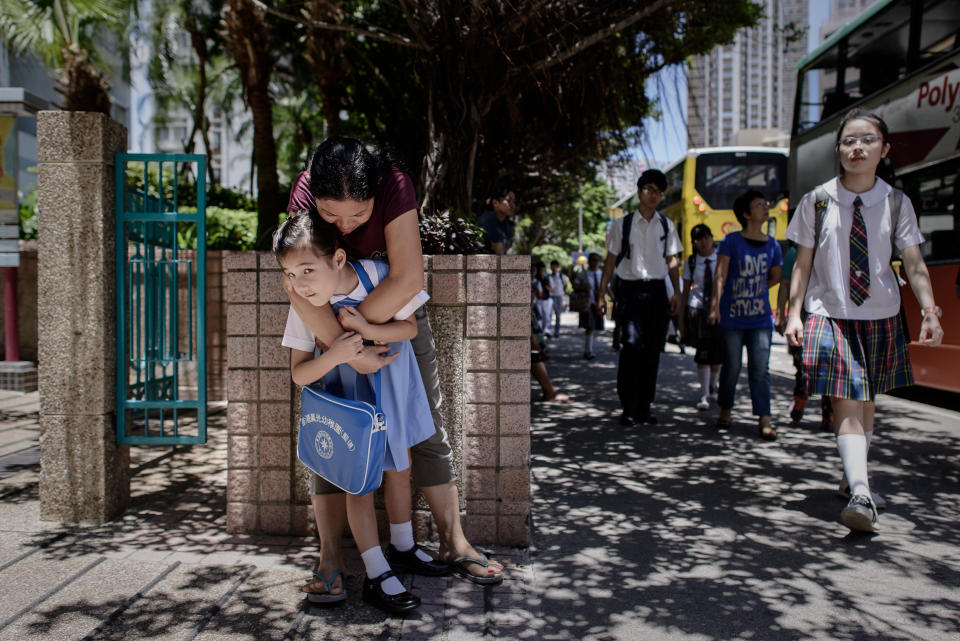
[286,167,419,261]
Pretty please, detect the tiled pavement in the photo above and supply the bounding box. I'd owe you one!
[0,394,536,641]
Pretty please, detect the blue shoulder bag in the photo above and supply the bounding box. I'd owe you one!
[296,264,387,496]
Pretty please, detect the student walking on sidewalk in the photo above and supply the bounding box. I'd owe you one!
[785,109,944,533]
[678,223,722,411]
[599,169,683,426]
[708,191,782,440]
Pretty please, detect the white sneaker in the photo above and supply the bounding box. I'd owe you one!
[838,477,887,509]
[696,396,710,411]
[841,494,879,533]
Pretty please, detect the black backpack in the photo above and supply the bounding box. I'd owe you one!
[616,211,670,268]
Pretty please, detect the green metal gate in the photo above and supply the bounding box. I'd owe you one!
[115,153,206,445]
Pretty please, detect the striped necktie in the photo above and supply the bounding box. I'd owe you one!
[703,258,713,301]
[849,195,870,306]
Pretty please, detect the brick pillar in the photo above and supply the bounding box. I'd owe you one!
[460,255,531,546]
[224,252,532,546]
[36,111,130,523]
[225,253,295,534]
[205,250,228,401]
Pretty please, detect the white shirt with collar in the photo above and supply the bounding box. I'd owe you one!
[785,177,924,320]
[606,210,683,281]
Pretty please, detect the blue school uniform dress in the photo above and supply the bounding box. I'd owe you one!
[283,260,434,473]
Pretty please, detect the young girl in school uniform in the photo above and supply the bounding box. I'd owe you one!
[785,108,944,533]
[275,211,434,614]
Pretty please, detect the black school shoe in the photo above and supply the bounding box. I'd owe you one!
[362,571,421,615]
[386,544,452,576]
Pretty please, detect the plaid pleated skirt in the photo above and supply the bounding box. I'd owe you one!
[802,313,913,401]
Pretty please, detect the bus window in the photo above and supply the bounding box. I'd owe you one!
[917,0,960,65]
[796,0,960,135]
[898,157,960,264]
[694,152,786,210]
[662,162,684,211]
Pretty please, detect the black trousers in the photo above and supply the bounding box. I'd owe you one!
[614,279,669,418]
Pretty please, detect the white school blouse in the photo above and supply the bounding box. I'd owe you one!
[785,177,923,320]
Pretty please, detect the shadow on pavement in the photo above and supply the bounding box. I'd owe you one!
[530,319,960,641]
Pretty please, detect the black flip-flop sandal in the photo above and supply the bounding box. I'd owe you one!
[450,553,503,585]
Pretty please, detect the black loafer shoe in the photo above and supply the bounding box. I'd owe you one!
[362,571,421,615]
[639,413,658,425]
[386,544,452,576]
[619,412,636,426]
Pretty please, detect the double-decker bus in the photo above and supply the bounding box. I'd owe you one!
[789,0,960,392]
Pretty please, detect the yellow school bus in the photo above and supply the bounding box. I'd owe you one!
[659,147,789,261]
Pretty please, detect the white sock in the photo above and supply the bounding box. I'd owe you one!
[697,367,710,398]
[837,434,870,498]
[585,334,594,354]
[389,521,432,562]
[709,369,719,392]
[360,546,404,595]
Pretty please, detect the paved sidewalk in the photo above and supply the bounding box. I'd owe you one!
[1,313,959,640]
[0,394,530,641]
[528,313,960,641]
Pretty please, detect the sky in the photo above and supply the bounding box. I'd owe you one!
[634,0,832,169]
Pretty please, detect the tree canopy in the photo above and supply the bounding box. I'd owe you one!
[150,0,763,250]
[0,0,130,112]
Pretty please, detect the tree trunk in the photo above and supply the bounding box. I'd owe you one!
[221,0,279,248]
[249,84,281,249]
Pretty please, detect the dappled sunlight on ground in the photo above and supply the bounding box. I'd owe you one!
[529,315,960,641]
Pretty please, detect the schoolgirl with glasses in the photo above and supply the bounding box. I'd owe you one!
[784,109,943,534]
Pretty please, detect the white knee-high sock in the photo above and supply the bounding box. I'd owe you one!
[697,367,711,398]
[360,547,404,595]
[709,369,719,392]
[837,434,870,498]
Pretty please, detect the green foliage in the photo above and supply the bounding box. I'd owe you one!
[0,0,131,112]
[176,206,257,250]
[124,161,254,210]
[18,189,38,241]
[418,210,485,255]
[152,0,763,247]
[530,245,569,271]
[519,176,615,260]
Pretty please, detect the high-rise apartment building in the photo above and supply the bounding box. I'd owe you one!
[686,0,808,148]
[823,0,875,37]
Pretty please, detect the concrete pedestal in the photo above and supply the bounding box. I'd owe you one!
[36,111,130,523]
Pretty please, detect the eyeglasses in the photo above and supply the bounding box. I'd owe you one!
[838,135,882,148]
[641,185,664,198]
